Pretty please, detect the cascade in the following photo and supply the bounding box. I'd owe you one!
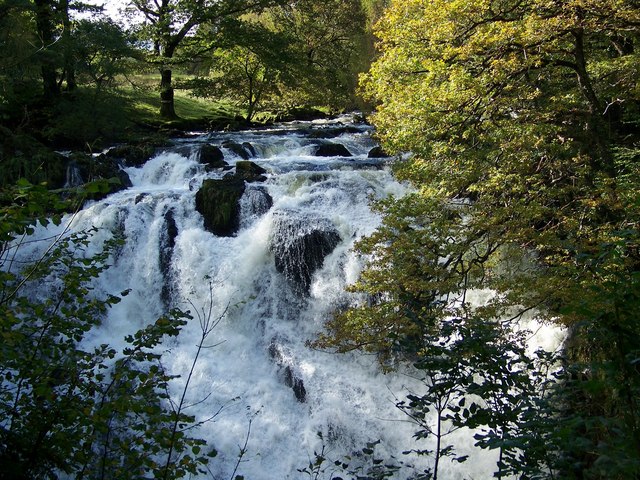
[10,115,563,479]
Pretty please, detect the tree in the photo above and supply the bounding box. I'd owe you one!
[72,18,138,90]
[128,0,287,118]
[0,0,116,128]
[0,182,216,478]
[317,0,640,477]
[184,22,293,121]
[269,0,368,109]
[0,1,42,125]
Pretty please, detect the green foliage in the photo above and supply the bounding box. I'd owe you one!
[183,23,293,121]
[269,0,369,109]
[0,1,42,124]
[298,433,402,480]
[71,19,138,89]
[181,0,369,118]
[128,0,289,117]
[315,0,640,478]
[0,185,213,479]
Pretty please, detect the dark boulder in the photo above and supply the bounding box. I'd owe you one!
[236,160,267,182]
[270,213,341,294]
[367,146,391,158]
[242,142,257,157]
[308,126,361,139]
[198,144,227,169]
[195,177,245,236]
[268,342,307,403]
[313,143,352,157]
[105,144,156,167]
[195,161,269,236]
[222,140,250,160]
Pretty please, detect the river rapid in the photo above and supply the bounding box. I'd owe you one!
[15,115,564,479]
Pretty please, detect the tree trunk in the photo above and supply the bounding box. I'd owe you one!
[160,67,177,119]
[61,0,76,91]
[34,0,60,100]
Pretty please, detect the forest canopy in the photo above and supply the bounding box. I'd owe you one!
[314,0,640,477]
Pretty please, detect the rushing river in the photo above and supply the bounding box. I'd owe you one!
[13,115,563,479]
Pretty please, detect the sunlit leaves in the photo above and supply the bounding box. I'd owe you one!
[322,0,640,478]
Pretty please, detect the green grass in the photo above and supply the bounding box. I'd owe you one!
[118,81,238,125]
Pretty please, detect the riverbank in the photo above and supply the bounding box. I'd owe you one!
[0,83,337,194]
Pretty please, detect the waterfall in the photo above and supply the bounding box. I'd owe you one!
[11,115,563,479]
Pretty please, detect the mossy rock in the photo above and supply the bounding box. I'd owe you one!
[195,177,245,237]
[198,144,227,169]
[235,161,267,182]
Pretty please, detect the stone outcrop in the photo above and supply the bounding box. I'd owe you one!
[195,161,268,236]
[269,212,341,294]
[313,143,352,157]
[198,144,227,169]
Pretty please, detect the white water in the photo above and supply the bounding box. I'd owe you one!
[11,116,564,479]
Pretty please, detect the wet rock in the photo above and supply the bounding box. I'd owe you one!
[160,209,178,307]
[283,366,307,403]
[308,126,361,139]
[71,153,132,198]
[198,144,227,169]
[222,140,250,160]
[105,144,156,167]
[268,342,307,403]
[242,142,257,157]
[313,143,352,157]
[236,160,267,182]
[367,146,391,158]
[240,186,273,223]
[195,177,245,236]
[270,213,341,294]
[195,161,269,236]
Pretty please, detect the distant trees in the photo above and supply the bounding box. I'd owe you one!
[316,0,640,477]
[0,0,134,135]
[0,0,372,128]
[128,0,288,118]
[181,0,369,120]
[269,0,368,109]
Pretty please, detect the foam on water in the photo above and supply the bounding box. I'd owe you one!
[9,117,564,479]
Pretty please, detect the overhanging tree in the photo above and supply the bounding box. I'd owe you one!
[317,0,640,477]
